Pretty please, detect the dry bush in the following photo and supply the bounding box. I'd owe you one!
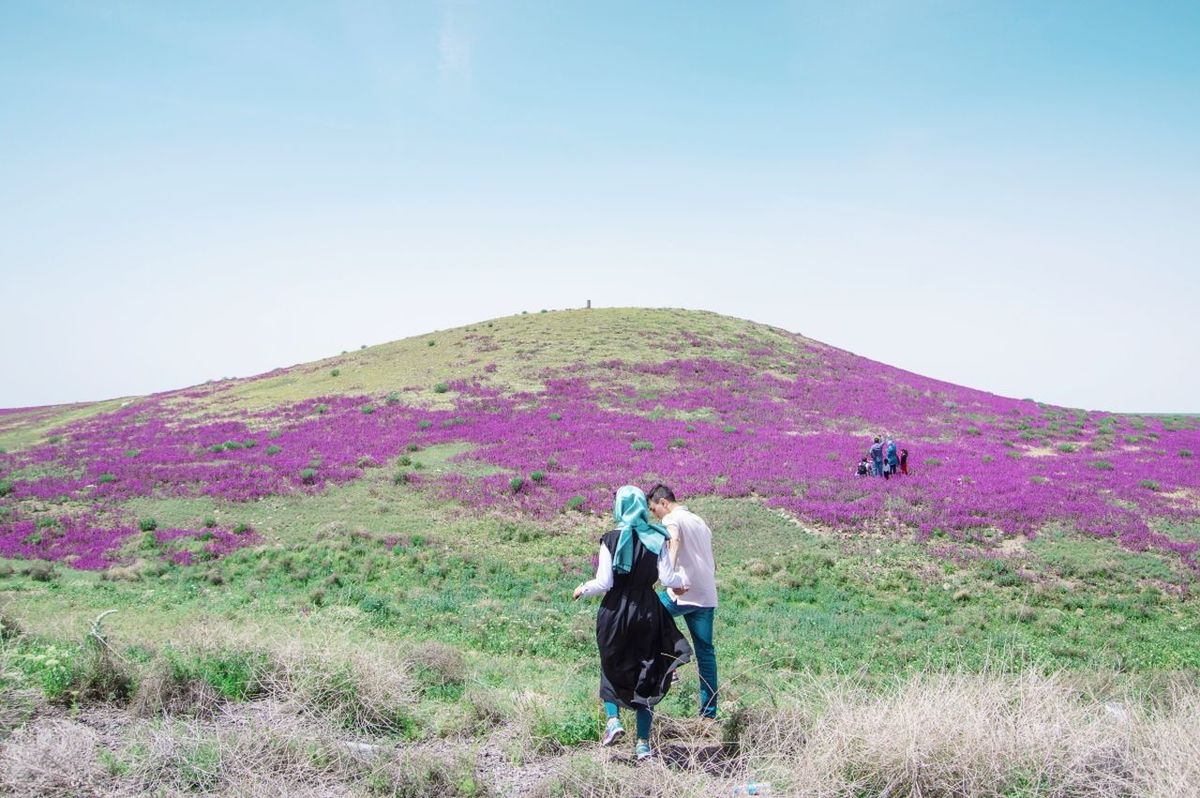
[405,641,467,690]
[367,747,492,798]
[529,753,719,798]
[0,718,106,797]
[130,658,225,719]
[734,670,1136,797]
[263,642,418,735]
[0,613,21,642]
[65,638,135,707]
[1131,689,1200,798]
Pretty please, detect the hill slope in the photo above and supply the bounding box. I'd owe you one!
[2,307,1197,572]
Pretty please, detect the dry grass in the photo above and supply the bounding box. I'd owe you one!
[0,719,106,797]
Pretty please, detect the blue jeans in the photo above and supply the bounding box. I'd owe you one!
[658,592,717,718]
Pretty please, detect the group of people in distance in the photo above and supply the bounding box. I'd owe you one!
[572,484,718,762]
[858,436,908,478]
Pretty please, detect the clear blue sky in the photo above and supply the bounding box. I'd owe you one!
[2,1,1197,413]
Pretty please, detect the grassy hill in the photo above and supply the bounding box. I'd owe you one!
[1,308,1198,797]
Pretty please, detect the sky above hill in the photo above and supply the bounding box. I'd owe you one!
[2,1,1197,413]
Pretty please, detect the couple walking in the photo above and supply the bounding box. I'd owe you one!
[572,484,718,761]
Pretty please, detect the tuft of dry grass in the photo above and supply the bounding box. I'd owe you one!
[405,640,467,691]
[0,719,107,797]
[130,658,226,719]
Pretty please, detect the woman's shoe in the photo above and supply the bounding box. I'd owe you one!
[635,740,652,761]
[601,717,625,747]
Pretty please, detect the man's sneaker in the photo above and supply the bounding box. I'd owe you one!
[635,740,652,761]
[601,717,624,747]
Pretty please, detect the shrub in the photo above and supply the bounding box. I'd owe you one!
[670,437,687,449]
[267,429,282,439]
[1057,443,1077,453]
[630,441,654,451]
[47,435,63,444]
[548,412,562,421]
[1181,449,1194,458]
[393,471,410,486]
[530,470,546,483]
[242,439,257,448]
[965,426,981,436]
[428,340,436,346]
[223,440,244,450]
[418,420,433,429]
[386,391,401,405]
[97,472,116,484]
[232,523,251,535]
[406,443,421,452]
[139,518,158,532]
[330,369,340,377]
[123,449,140,458]
[405,642,466,694]
[722,425,738,433]
[314,403,329,414]
[300,468,317,485]
[0,611,22,641]
[0,479,12,497]
[1090,460,1114,470]
[566,495,586,512]
[433,382,449,394]
[203,517,217,528]
[361,404,376,415]
[265,444,281,455]
[398,455,412,467]
[1139,479,1160,491]
[509,477,524,493]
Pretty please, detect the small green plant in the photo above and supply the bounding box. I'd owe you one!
[548,412,562,421]
[433,382,449,394]
[242,439,257,448]
[1181,449,1194,458]
[670,437,687,449]
[139,518,158,532]
[223,440,244,450]
[566,495,586,512]
[393,471,411,485]
[398,455,412,467]
[48,435,63,444]
[330,368,341,377]
[722,425,737,433]
[123,449,140,458]
[530,470,546,483]
[315,403,330,414]
[965,426,981,436]
[630,441,654,451]
[232,523,251,535]
[386,391,401,405]
[0,479,13,497]
[1090,460,1114,470]
[406,443,421,452]
[267,429,282,439]
[300,468,317,484]
[203,517,217,528]
[428,340,436,347]
[1139,479,1160,491]
[361,404,376,415]
[509,477,524,493]
[418,420,433,429]
[266,444,282,455]
[98,472,116,484]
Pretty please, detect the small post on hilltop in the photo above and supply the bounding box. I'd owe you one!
[586,299,592,309]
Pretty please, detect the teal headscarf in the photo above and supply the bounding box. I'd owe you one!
[611,485,669,574]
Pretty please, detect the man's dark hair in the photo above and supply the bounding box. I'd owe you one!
[646,483,676,504]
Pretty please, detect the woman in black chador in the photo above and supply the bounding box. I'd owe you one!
[573,485,692,761]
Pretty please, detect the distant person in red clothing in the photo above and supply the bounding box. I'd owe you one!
[900,448,909,475]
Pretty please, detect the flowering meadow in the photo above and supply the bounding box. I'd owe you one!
[1,312,1197,572]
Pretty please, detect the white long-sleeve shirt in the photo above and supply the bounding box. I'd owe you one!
[577,541,689,598]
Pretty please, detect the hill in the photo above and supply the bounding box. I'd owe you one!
[1,308,1198,796]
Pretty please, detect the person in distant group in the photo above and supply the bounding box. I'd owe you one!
[900,448,909,475]
[856,457,870,476]
[870,437,884,477]
[886,439,899,476]
[573,486,692,762]
[647,484,720,721]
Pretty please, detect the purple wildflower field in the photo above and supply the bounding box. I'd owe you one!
[1,328,1197,572]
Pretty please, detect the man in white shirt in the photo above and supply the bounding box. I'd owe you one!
[647,483,719,719]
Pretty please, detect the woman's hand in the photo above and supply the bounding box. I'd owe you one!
[572,585,585,600]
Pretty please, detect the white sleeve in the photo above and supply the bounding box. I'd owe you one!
[657,546,688,589]
[577,544,614,597]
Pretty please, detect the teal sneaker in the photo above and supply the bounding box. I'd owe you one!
[601,717,624,747]
[635,740,652,761]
